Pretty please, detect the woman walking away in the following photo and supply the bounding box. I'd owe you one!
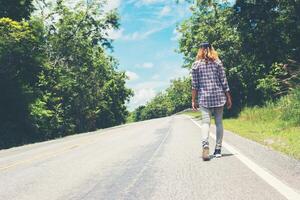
[191,42,232,161]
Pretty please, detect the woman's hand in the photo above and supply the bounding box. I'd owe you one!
[225,92,232,109]
[192,101,198,111]
[226,98,232,109]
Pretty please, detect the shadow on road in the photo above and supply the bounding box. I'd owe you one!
[221,153,235,157]
[207,153,235,160]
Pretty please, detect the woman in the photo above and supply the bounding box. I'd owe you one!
[191,42,232,161]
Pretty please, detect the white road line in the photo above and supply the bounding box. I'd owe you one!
[188,116,300,200]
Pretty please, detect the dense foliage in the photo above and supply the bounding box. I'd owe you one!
[0,0,34,21]
[129,78,191,121]
[0,0,132,149]
[179,0,300,114]
[132,0,300,121]
[279,88,300,126]
[0,18,44,147]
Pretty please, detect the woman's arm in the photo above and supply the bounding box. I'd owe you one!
[192,89,198,110]
[216,60,230,92]
[191,63,199,110]
[217,60,232,109]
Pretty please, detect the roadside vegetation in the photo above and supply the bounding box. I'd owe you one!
[184,88,300,159]
[0,0,132,149]
[128,77,191,122]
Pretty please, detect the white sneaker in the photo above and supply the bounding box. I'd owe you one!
[213,149,222,158]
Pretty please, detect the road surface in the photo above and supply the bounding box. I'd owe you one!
[0,115,299,200]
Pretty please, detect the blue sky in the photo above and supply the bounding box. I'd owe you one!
[107,0,192,110]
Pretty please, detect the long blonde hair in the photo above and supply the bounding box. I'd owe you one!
[196,46,219,61]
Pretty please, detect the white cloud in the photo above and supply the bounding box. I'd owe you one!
[151,74,160,79]
[127,88,156,110]
[122,26,164,40]
[141,62,154,68]
[107,28,124,40]
[171,28,182,41]
[127,80,169,110]
[126,60,189,111]
[157,61,189,78]
[126,64,189,111]
[123,32,141,40]
[127,0,188,9]
[169,68,189,79]
[108,17,177,41]
[135,81,168,89]
[120,18,178,41]
[130,0,165,6]
[159,6,171,17]
[126,71,139,81]
[108,0,190,41]
[107,23,168,41]
[103,0,121,11]
[141,0,163,4]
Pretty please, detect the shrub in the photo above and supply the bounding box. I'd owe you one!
[279,88,300,126]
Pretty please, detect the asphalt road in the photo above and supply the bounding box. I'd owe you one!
[0,115,299,200]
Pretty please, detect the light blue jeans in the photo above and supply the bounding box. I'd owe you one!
[199,106,224,149]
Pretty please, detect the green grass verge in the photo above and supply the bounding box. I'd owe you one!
[183,108,300,160]
[181,110,202,119]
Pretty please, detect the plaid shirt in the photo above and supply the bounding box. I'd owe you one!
[191,59,230,108]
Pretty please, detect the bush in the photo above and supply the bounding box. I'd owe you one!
[279,88,300,126]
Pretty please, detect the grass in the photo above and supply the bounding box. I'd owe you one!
[183,107,300,160]
[181,110,202,119]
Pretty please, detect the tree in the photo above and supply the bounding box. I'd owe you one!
[131,77,192,121]
[0,0,133,149]
[232,0,300,98]
[166,78,191,113]
[0,0,34,20]
[0,18,45,148]
[233,0,300,63]
[176,0,300,114]
[30,0,132,136]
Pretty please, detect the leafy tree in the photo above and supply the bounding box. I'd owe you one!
[176,0,300,115]
[131,77,191,121]
[231,0,300,99]
[0,18,45,148]
[30,0,132,136]
[165,78,191,113]
[233,0,300,64]
[0,0,132,149]
[0,0,34,20]
[131,105,146,122]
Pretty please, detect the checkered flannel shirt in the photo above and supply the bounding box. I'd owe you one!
[191,59,230,108]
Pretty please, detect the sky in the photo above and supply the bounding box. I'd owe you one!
[106,0,192,110]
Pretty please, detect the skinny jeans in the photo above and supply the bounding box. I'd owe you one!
[199,106,224,149]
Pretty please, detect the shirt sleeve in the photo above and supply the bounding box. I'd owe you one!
[216,60,230,92]
[191,62,200,90]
